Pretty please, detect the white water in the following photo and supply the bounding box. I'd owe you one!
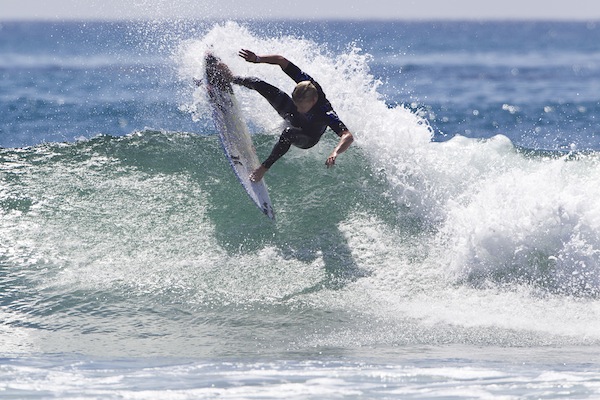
[176,23,600,348]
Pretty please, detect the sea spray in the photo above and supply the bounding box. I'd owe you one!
[173,24,600,345]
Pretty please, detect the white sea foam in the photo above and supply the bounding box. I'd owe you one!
[173,22,600,346]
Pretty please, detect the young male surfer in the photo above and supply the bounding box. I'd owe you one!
[216,49,354,182]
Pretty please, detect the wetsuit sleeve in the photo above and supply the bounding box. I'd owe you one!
[325,108,349,136]
[283,62,313,84]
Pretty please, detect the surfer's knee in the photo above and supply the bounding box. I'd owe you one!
[282,127,317,149]
[280,126,294,138]
[279,127,298,145]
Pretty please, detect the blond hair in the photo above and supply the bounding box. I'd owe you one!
[292,81,318,103]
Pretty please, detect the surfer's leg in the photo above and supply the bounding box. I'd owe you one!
[250,128,293,182]
[262,127,318,167]
[233,77,296,119]
[251,128,320,182]
[261,128,294,169]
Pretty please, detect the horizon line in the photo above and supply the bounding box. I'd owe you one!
[1,16,600,23]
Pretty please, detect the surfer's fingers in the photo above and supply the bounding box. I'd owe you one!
[239,49,255,61]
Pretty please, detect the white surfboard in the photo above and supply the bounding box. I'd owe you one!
[204,53,275,220]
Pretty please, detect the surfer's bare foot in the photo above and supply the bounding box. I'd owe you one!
[250,165,268,182]
[215,62,233,83]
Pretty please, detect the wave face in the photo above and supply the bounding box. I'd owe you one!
[1,22,600,359]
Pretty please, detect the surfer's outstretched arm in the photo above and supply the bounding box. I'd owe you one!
[239,49,289,70]
[326,130,354,168]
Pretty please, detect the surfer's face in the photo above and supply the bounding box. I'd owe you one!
[292,81,318,113]
[294,97,317,114]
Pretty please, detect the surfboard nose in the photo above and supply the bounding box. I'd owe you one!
[205,53,233,90]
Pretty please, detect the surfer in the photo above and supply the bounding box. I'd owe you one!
[216,49,354,182]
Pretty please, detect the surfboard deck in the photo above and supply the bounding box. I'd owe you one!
[203,53,275,220]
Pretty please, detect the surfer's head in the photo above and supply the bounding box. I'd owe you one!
[292,81,318,113]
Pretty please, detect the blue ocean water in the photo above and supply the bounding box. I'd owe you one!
[2,19,600,398]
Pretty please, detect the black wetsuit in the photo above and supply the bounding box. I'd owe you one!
[234,62,348,169]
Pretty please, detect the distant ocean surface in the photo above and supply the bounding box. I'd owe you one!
[2,20,600,399]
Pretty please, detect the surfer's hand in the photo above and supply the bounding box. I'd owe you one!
[239,49,260,63]
[326,131,353,168]
[325,153,337,168]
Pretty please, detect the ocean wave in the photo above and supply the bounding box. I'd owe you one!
[2,21,600,356]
